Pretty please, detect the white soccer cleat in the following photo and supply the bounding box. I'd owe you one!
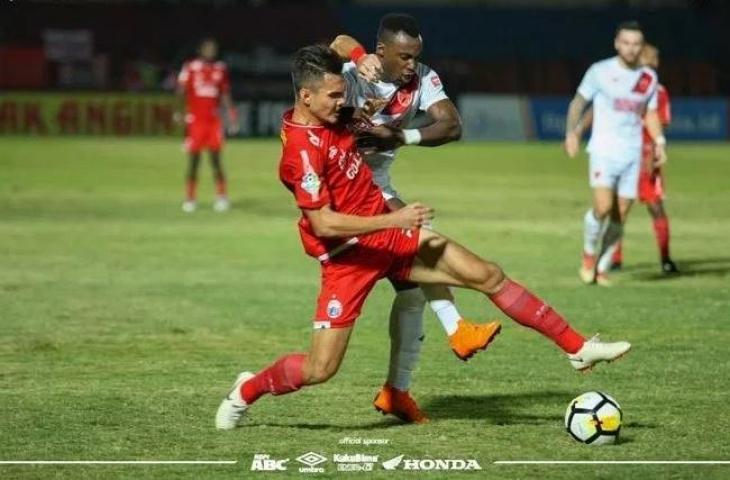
[568,335,631,372]
[595,272,613,287]
[213,197,230,212]
[579,253,597,284]
[215,371,254,430]
[182,200,197,213]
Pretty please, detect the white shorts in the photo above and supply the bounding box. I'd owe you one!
[588,153,640,199]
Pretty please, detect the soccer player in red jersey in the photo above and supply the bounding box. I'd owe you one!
[177,38,239,213]
[610,43,679,273]
[215,46,631,430]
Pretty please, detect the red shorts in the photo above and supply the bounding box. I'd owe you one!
[638,147,665,203]
[185,117,223,153]
[313,228,420,329]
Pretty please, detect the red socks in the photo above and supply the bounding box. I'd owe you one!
[185,179,197,201]
[488,280,585,354]
[241,353,306,404]
[653,216,670,260]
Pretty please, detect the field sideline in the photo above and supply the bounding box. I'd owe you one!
[1,137,729,479]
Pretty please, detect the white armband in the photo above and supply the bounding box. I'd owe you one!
[655,135,667,146]
[402,129,422,145]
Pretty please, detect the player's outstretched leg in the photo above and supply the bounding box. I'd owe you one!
[374,283,429,424]
[210,150,230,212]
[216,327,352,430]
[409,229,631,372]
[647,201,678,274]
[183,153,201,212]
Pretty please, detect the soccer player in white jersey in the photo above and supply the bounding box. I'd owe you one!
[564,21,668,286]
[330,14,500,423]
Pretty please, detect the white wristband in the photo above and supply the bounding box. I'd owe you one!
[402,129,422,145]
[655,135,667,146]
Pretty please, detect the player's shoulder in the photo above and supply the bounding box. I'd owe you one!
[590,56,618,72]
[416,63,443,87]
[214,60,228,71]
[187,59,204,71]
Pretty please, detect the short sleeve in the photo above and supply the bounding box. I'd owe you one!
[646,85,658,111]
[577,64,599,101]
[659,87,671,124]
[419,66,449,111]
[280,143,330,210]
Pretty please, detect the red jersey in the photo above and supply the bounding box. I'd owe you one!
[278,109,386,259]
[177,59,230,121]
[643,83,671,145]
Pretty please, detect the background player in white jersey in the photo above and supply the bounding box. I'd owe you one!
[330,14,501,423]
[564,21,668,286]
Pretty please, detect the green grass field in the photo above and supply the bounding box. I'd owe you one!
[1,137,729,479]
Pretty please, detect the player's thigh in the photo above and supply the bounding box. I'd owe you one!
[305,326,353,383]
[616,160,640,204]
[409,229,503,292]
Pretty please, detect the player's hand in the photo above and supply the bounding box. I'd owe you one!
[227,120,240,136]
[392,202,434,230]
[564,132,580,158]
[356,54,383,83]
[357,125,404,153]
[173,111,185,125]
[362,97,388,117]
[653,143,668,167]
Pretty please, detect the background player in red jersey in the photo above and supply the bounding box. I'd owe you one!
[215,45,631,430]
[177,38,239,213]
[610,43,679,273]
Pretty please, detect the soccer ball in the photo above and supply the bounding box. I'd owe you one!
[565,391,622,445]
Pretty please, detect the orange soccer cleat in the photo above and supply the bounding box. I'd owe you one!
[373,384,429,424]
[448,319,502,361]
[580,252,597,284]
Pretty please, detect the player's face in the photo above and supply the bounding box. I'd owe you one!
[377,33,422,84]
[640,46,659,69]
[614,30,643,66]
[200,41,218,61]
[301,73,346,125]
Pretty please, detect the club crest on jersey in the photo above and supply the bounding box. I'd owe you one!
[632,71,653,94]
[327,299,343,319]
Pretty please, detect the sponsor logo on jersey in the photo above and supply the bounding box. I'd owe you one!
[382,76,418,116]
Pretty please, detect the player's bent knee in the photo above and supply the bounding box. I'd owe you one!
[465,260,505,294]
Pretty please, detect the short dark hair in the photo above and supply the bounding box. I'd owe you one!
[615,20,643,36]
[291,45,343,91]
[377,13,421,42]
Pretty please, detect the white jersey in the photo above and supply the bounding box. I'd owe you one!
[578,56,658,158]
[342,61,449,196]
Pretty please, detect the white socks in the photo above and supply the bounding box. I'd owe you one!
[429,299,460,335]
[583,209,602,256]
[387,288,426,391]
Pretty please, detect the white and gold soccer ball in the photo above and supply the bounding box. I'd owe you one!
[565,391,622,445]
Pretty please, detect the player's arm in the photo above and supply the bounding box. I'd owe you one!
[220,91,240,134]
[564,93,589,158]
[174,65,188,125]
[329,34,382,82]
[644,109,668,167]
[576,106,594,137]
[359,98,461,150]
[303,203,433,238]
